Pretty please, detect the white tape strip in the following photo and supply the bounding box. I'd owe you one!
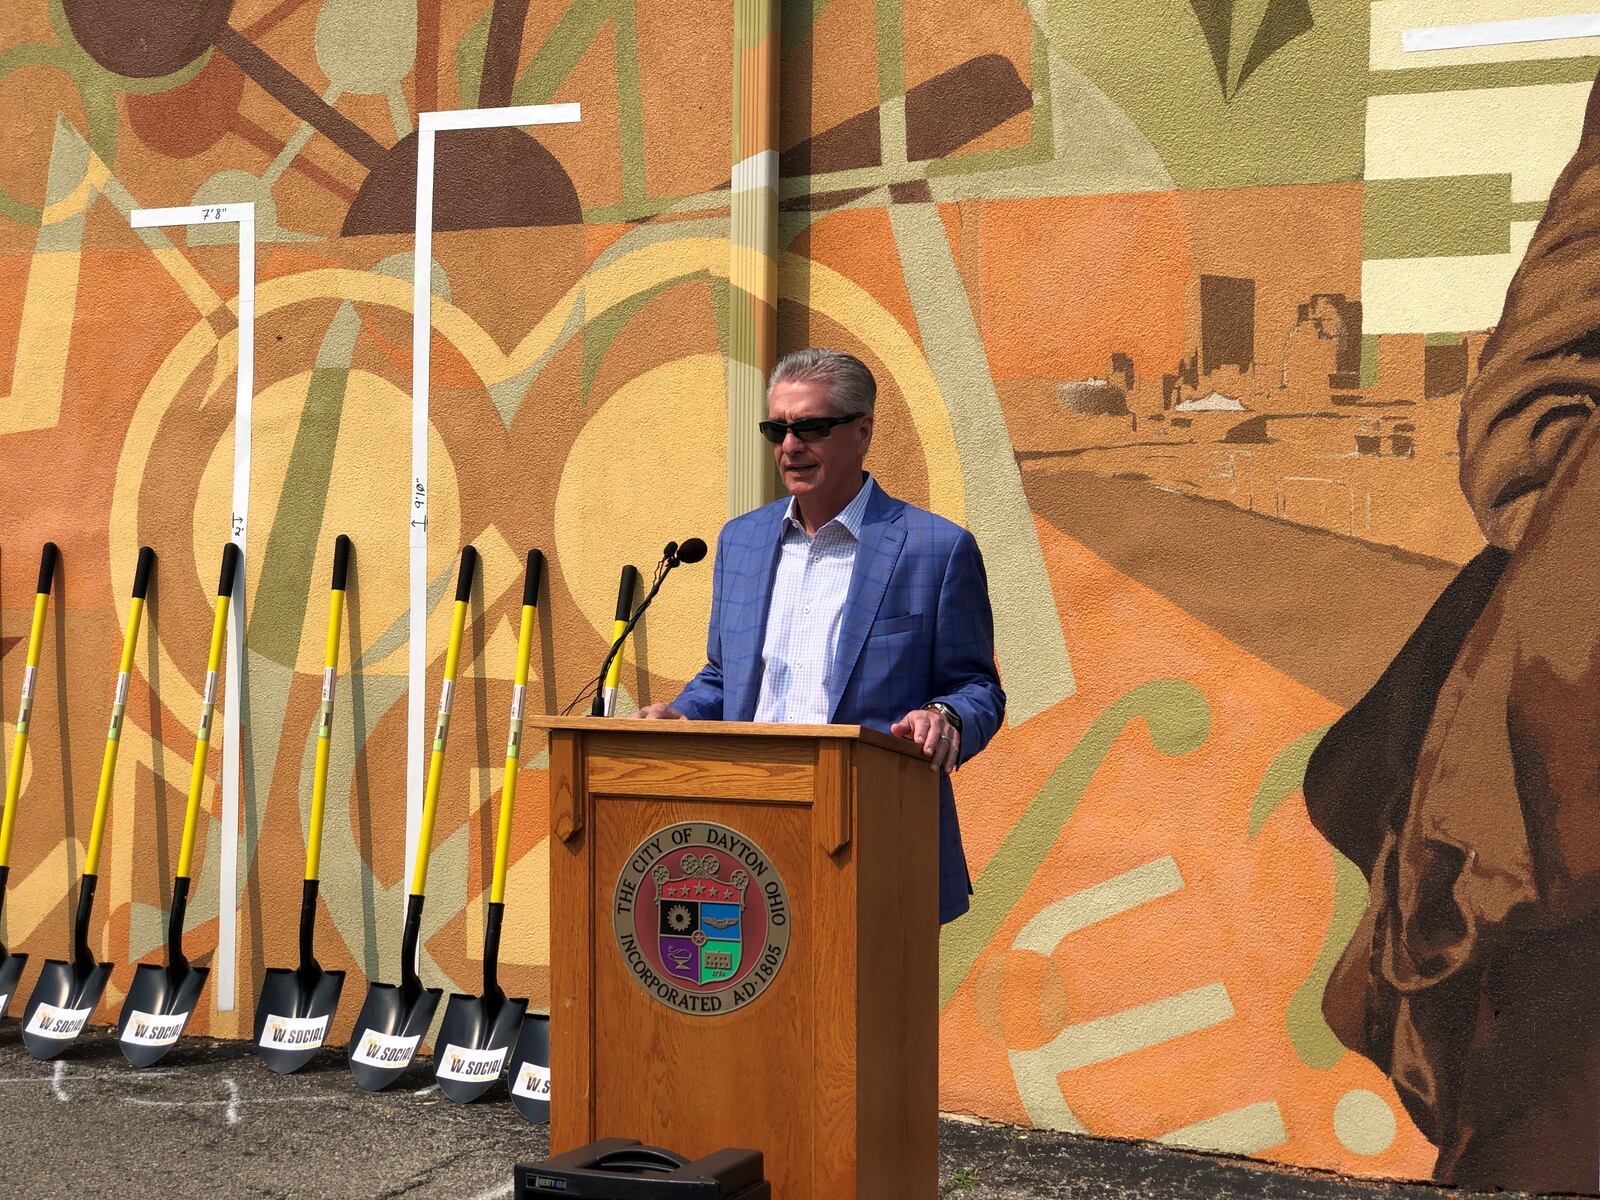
[420,103,581,133]
[732,149,778,195]
[114,671,130,706]
[406,104,580,932]
[437,1043,508,1082]
[321,666,337,704]
[1403,13,1600,51]
[130,202,254,1014]
[510,684,525,723]
[20,665,36,703]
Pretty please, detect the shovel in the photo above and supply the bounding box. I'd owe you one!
[23,547,153,1058]
[347,544,477,1091]
[115,542,238,1068]
[434,549,543,1102]
[0,543,59,1021]
[253,535,351,1073]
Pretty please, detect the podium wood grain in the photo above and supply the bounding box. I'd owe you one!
[536,717,938,1199]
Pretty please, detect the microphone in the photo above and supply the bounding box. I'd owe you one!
[581,536,707,716]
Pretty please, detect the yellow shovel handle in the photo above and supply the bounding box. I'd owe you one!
[85,547,155,877]
[409,545,477,897]
[490,550,543,906]
[177,543,238,881]
[305,535,351,882]
[0,543,57,870]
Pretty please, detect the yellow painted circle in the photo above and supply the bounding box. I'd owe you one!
[194,369,462,674]
[1333,1088,1397,1156]
[554,354,727,682]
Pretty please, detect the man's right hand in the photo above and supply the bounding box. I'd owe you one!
[633,703,687,720]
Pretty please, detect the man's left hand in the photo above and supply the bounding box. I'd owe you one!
[891,707,959,774]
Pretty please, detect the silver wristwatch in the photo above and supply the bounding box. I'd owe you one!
[923,701,961,733]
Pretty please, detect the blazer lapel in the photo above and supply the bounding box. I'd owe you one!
[829,487,906,719]
[724,503,786,721]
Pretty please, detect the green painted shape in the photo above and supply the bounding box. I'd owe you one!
[939,680,1212,1008]
[455,9,492,109]
[1236,0,1313,95]
[1188,0,1232,95]
[581,273,709,400]
[1374,55,1600,96]
[1246,726,1326,837]
[1287,850,1367,1069]
[1510,200,1549,225]
[1424,331,1464,347]
[246,307,359,666]
[511,0,615,106]
[0,44,119,226]
[875,0,905,102]
[1045,0,1367,189]
[1243,725,1367,1069]
[699,938,740,984]
[1363,176,1513,262]
[1360,334,1379,388]
[612,1,648,205]
[781,0,836,54]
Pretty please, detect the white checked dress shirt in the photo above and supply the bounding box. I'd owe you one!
[753,474,876,723]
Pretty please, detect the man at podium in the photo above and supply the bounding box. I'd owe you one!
[635,348,1005,923]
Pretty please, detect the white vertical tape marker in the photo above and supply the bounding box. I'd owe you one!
[407,103,580,933]
[1403,13,1600,52]
[129,201,255,1013]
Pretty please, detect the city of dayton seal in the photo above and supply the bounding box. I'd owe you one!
[612,821,791,1015]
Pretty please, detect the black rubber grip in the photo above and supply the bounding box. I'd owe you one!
[36,542,58,595]
[332,534,352,591]
[612,564,639,622]
[217,542,240,596]
[132,546,156,599]
[455,545,479,602]
[522,549,545,608]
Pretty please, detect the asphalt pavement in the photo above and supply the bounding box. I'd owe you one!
[0,1023,1540,1199]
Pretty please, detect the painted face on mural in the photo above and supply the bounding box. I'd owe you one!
[766,377,874,525]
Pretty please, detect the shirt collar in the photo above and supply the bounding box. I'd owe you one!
[781,473,875,540]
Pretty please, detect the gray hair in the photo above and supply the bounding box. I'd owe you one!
[768,348,877,418]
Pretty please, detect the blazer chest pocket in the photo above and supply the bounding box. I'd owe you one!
[868,612,923,639]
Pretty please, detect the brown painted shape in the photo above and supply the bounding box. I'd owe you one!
[341,128,581,237]
[905,53,1031,163]
[781,108,882,178]
[215,26,387,170]
[478,0,532,109]
[61,0,235,79]
[1022,466,1463,706]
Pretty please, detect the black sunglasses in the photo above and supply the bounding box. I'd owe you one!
[758,413,862,445]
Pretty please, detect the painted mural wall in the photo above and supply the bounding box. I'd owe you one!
[1,0,1595,1190]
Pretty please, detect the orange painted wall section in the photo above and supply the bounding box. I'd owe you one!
[2,0,1590,1188]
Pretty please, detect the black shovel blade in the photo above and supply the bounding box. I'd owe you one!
[433,991,528,1104]
[116,961,209,1068]
[507,1011,552,1124]
[0,950,25,1020]
[346,981,441,1091]
[253,967,346,1074]
[21,959,111,1060]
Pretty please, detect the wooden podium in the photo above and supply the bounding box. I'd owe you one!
[533,716,939,1198]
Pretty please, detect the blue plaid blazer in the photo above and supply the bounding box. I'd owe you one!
[673,480,1005,923]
